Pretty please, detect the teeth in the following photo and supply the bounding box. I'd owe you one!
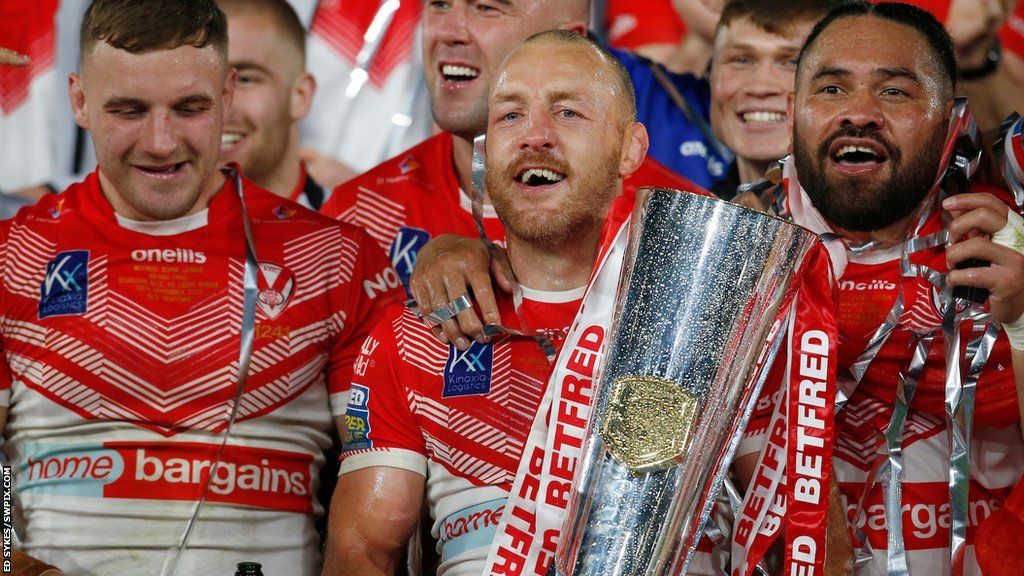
[442,64,479,79]
[742,111,785,124]
[837,145,879,157]
[519,168,565,184]
[221,132,242,146]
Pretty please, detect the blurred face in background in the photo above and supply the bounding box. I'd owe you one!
[220,8,314,185]
[422,0,587,139]
[710,17,814,170]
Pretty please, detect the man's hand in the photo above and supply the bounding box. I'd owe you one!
[298,148,357,190]
[0,48,29,67]
[947,0,1005,69]
[408,234,512,350]
[944,193,1024,325]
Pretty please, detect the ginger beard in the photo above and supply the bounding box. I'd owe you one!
[485,146,620,247]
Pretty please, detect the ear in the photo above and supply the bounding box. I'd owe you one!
[222,67,237,115]
[786,92,796,154]
[619,121,650,177]
[290,72,317,122]
[68,73,90,130]
[560,20,588,36]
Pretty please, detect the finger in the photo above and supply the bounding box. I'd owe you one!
[942,192,1006,215]
[427,282,470,350]
[466,267,500,337]
[946,235,1021,268]
[441,276,485,344]
[408,273,448,343]
[948,206,1008,240]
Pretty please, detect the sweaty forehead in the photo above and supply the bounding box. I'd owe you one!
[798,16,941,85]
[495,41,613,95]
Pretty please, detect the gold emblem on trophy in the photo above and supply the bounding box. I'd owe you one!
[600,375,698,475]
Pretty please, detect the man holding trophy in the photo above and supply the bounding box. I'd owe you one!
[409,2,1024,576]
[323,32,652,576]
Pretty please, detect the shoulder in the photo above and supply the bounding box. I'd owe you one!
[327,133,454,202]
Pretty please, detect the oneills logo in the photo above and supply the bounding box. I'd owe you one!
[131,249,207,264]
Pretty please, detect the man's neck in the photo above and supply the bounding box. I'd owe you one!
[256,126,303,199]
[830,209,919,247]
[737,157,771,186]
[452,133,476,194]
[506,225,603,293]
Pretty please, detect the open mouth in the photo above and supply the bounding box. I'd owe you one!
[441,64,480,83]
[832,144,886,166]
[134,162,186,179]
[516,168,566,187]
[741,111,785,124]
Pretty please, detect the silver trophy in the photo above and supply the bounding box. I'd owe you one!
[555,188,818,576]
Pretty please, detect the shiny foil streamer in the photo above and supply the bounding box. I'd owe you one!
[833,100,998,575]
[555,189,816,576]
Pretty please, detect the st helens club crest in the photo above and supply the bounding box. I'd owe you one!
[256,263,296,319]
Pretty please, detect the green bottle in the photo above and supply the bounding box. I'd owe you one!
[235,562,264,576]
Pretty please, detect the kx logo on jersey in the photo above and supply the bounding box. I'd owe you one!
[443,342,494,397]
[39,250,90,319]
[389,227,431,288]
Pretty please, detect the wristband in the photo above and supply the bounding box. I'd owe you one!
[993,210,1024,349]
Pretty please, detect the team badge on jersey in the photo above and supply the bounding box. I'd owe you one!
[39,250,90,319]
[272,204,296,220]
[49,198,66,219]
[344,384,373,451]
[389,227,430,288]
[256,262,296,319]
[443,342,494,397]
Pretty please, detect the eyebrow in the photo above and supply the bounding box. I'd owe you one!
[103,97,147,110]
[810,66,922,86]
[231,61,273,75]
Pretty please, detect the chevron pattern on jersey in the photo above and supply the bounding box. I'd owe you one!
[350,187,406,251]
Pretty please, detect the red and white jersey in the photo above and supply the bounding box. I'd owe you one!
[339,288,584,576]
[321,132,506,290]
[321,131,708,291]
[740,227,1024,575]
[0,0,58,191]
[0,171,403,575]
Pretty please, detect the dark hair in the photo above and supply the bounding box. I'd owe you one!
[521,29,637,122]
[80,0,228,60]
[718,0,846,37]
[216,0,307,62]
[798,1,957,91]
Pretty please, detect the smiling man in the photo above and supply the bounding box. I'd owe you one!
[322,30,648,576]
[216,0,325,209]
[0,1,402,574]
[319,0,698,298]
[733,3,1024,574]
[708,0,842,194]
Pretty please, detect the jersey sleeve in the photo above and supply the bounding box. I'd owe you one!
[327,225,405,415]
[339,306,428,477]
